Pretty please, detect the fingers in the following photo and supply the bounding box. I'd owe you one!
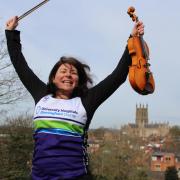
[6,16,19,30]
[136,21,144,35]
[131,21,145,37]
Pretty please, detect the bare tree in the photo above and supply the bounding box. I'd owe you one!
[0,31,26,105]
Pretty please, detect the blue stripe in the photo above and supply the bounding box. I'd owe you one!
[34,116,85,126]
[35,128,82,137]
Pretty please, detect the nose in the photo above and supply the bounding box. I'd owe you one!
[65,71,71,77]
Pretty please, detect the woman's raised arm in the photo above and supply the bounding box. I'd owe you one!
[5,16,47,104]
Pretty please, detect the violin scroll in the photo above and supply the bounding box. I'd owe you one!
[127,6,138,22]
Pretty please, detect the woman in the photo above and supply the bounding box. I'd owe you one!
[5,16,144,180]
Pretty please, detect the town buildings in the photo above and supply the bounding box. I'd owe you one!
[121,104,170,138]
[151,152,180,172]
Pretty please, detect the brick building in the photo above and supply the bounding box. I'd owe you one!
[151,152,180,172]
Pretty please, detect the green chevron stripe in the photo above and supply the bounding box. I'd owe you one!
[34,119,84,134]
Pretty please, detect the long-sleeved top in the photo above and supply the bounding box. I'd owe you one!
[5,30,131,179]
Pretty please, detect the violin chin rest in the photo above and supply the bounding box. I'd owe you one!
[140,83,154,95]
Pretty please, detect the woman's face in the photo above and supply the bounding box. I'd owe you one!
[53,63,79,96]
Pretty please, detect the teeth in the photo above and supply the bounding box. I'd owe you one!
[63,80,72,84]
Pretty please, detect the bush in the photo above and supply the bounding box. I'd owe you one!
[165,166,179,180]
[0,115,33,179]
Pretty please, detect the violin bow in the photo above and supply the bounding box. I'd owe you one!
[18,0,50,21]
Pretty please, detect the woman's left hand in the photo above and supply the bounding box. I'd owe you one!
[131,21,144,36]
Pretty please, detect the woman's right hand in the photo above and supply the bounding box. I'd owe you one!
[6,16,19,30]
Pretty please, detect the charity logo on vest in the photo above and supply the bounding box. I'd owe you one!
[35,106,78,119]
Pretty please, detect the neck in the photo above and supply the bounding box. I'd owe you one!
[55,90,72,99]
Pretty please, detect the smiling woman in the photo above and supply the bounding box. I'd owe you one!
[53,62,79,98]
[47,56,92,100]
[5,16,144,179]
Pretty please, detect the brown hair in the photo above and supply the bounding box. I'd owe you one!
[46,56,93,97]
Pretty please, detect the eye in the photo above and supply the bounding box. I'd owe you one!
[59,70,66,73]
[71,71,78,75]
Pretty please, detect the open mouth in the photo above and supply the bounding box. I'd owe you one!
[62,80,73,85]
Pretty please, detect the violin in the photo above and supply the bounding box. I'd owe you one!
[127,7,155,95]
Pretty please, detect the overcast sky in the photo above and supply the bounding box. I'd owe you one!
[0,0,180,128]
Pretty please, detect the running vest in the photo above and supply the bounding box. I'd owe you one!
[32,95,88,179]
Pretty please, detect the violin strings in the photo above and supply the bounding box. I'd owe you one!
[18,0,50,21]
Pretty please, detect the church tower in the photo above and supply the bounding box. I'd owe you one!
[136,104,148,128]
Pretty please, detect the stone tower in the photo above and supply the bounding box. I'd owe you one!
[136,104,148,128]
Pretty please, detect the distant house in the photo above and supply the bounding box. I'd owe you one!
[88,140,101,153]
[151,152,180,172]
